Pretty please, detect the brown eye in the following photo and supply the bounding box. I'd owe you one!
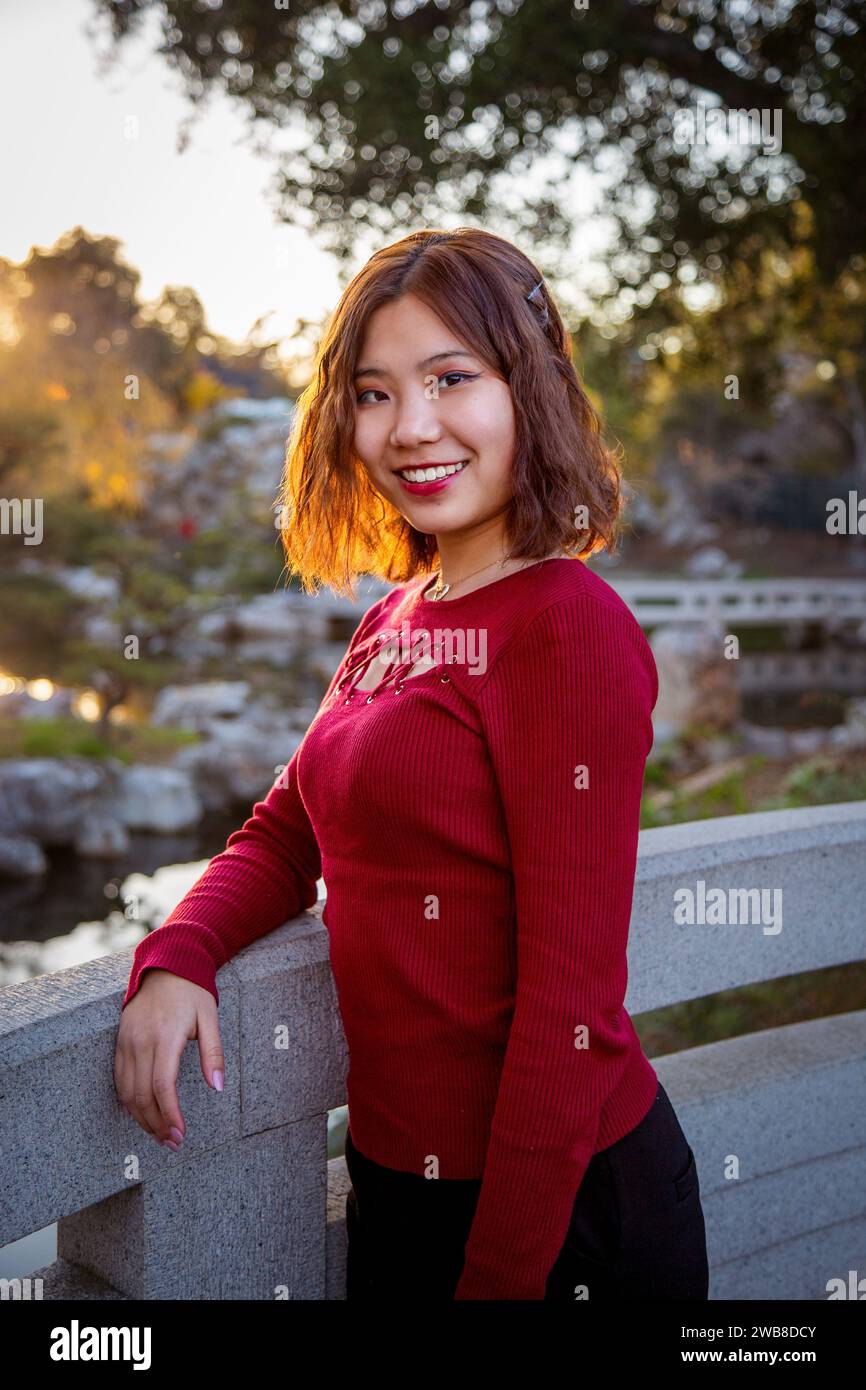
[439,371,478,389]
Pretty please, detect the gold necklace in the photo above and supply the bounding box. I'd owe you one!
[427,554,552,601]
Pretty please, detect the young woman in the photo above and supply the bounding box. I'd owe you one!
[115,227,709,1302]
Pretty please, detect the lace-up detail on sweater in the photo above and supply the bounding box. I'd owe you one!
[336,631,460,703]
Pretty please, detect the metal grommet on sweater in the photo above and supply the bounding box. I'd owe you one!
[440,655,460,683]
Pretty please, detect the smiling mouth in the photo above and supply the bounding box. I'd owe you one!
[396,460,469,483]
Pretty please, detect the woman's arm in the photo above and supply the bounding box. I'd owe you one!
[121,596,390,1012]
[454,592,658,1300]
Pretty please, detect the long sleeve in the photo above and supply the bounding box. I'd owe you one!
[120,596,387,1011]
[453,594,657,1300]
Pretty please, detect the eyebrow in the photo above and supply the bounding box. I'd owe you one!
[353,350,476,381]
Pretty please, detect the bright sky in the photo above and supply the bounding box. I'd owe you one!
[0,0,623,364]
[0,0,350,356]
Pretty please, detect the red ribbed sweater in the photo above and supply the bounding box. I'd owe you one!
[122,556,660,1300]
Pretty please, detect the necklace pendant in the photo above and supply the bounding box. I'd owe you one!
[433,582,450,600]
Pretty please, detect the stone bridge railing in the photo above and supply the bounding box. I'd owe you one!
[607,577,866,631]
[1,801,864,1300]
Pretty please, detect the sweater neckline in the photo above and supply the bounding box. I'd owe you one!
[405,556,574,613]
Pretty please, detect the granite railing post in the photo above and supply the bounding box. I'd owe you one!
[0,912,349,1299]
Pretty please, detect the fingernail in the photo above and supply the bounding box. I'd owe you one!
[163,1140,180,1153]
[170,1127,184,1144]
[213,1070,224,1093]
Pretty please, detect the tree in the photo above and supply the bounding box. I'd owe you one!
[90,0,864,300]
[0,231,177,508]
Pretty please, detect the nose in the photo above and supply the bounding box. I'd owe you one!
[388,385,444,450]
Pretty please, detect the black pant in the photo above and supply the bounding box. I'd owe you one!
[344,1080,709,1301]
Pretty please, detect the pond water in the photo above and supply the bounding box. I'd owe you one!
[0,805,325,986]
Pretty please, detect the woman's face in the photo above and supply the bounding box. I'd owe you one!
[352,292,517,537]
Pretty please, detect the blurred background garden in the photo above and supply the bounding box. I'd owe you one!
[1,0,865,1111]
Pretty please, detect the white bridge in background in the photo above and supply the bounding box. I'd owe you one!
[605,577,866,631]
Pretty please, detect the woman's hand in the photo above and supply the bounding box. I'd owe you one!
[114,968,224,1149]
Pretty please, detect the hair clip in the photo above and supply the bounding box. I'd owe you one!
[525,278,553,329]
[525,278,549,327]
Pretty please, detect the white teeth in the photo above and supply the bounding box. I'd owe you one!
[399,460,468,483]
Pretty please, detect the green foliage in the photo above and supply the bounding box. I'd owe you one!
[0,574,85,678]
[634,963,866,1059]
[9,720,111,759]
[29,492,118,566]
[0,407,65,490]
[760,757,866,809]
[0,716,200,762]
[640,749,866,830]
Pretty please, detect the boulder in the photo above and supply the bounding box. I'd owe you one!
[151,682,252,730]
[736,722,792,758]
[0,758,120,844]
[1,688,76,720]
[74,815,132,858]
[114,766,202,832]
[175,721,305,809]
[684,547,743,580]
[0,832,47,878]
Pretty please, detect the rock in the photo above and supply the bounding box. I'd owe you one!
[1,687,76,720]
[654,464,719,547]
[788,728,832,756]
[844,696,866,743]
[59,566,121,603]
[187,593,335,669]
[216,396,295,422]
[736,722,792,757]
[0,758,121,844]
[684,547,743,579]
[827,722,866,751]
[74,815,131,858]
[701,734,742,763]
[115,766,202,832]
[0,832,47,878]
[175,722,305,809]
[151,682,252,730]
[649,622,741,740]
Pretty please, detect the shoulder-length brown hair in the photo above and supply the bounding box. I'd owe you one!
[275,227,625,597]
